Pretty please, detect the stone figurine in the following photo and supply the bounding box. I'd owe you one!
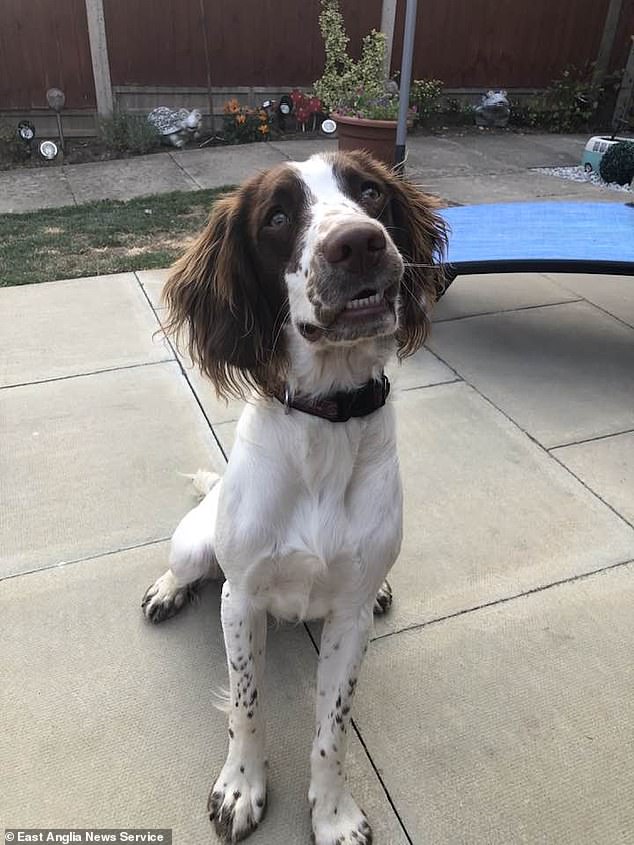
[475,90,510,128]
[147,107,203,147]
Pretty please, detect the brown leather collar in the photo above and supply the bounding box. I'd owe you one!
[275,375,390,422]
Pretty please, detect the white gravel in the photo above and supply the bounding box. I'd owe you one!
[534,165,632,193]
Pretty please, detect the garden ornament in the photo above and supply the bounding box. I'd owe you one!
[147,107,202,147]
[475,90,510,127]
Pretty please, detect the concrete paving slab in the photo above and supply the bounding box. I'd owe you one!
[388,346,458,391]
[0,543,407,844]
[546,272,634,328]
[64,154,198,203]
[433,272,579,321]
[136,267,170,309]
[429,301,634,448]
[212,419,237,456]
[552,431,634,525]
[0,167,76,214]
[174,144,285,189]
[1,363,225,577]
[405,133,588,180]
[0,274,170,387]
[269,137,338,160]
[421,170,626,205]
[356,562,634,845]
[373,383,634,637]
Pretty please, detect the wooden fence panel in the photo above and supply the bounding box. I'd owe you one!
[104,0,382,87]
[391,0,618,88]
[0,0,95,110]
[2,0,633,113]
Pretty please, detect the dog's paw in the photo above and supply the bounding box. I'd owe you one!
[373,579,393,615]
[141,570,201,624]
[310,790,372,845]
[208,761,267,843]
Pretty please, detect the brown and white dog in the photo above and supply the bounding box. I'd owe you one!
[142,151,445,844]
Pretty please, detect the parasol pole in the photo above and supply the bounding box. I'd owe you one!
[395,0,418,172]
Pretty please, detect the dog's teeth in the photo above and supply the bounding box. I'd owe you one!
[345,292,383,311]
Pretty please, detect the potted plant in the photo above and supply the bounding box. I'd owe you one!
[314,0,408,166]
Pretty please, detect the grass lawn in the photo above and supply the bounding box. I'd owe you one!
[0,187,232,287]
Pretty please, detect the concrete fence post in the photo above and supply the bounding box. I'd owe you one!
[380,0,397,78]
[85,0,114,120]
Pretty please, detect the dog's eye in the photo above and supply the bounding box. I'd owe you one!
[267,210,290,228]
[360,182,381,202]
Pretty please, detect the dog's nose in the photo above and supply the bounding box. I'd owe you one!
[323,223,386,273]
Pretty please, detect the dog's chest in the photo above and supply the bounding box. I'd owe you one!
[216,406,403,620]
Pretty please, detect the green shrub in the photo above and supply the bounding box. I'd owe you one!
[0,123,30,164]
[314,0,395,117]
[100,111,160,154]
[599,141,634,185]
[410,79,444,124]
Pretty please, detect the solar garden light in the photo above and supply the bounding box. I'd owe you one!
[46,87,66,152]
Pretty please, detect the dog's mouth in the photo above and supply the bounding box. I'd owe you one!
[341,288,388,318]
[298,284,398,343]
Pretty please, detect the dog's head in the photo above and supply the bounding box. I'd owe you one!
[163,150,446,398]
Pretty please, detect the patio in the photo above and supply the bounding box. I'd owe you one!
[2,263,633,843]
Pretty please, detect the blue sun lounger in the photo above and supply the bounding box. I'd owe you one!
[440,201,634,287]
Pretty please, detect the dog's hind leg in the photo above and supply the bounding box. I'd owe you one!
[142,472,223,623]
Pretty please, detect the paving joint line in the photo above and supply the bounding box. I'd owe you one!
[304,624,414,844]
[549,426,634,451]
[135,273,230,462]
[0,536,171,584]
[59,167,79,207]
[433,297,584,324]
[428,346,634,531]
[400,376,462,393]
[167,152,205,190]
[372,557,634,643]
[541,275,634,331]
[1,357,175,391]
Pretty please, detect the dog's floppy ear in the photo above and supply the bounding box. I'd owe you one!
[162,186,287,399]
[388,176,447,357]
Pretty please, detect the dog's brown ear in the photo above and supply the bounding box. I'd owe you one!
[162,187,287,399]
[388,176,447,357]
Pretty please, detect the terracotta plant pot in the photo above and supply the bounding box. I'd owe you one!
[333,113,410,167]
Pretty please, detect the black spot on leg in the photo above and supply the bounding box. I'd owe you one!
[336,695,341,708]
[240,765,245,773]
[342,705,350,716]
[233,790,241,800]
[228,728,234,738]
[247,711,253,718]
[320,749,326,757]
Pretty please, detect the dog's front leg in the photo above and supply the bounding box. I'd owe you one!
[310,605,373,845]
[208,582,268,843]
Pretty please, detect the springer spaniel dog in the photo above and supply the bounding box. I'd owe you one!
[142,150,445,844]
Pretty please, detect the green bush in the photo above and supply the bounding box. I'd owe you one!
[599,141,634,186]
[0,123,30,164]
[100,111,160,154]
[410,79,444,125]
